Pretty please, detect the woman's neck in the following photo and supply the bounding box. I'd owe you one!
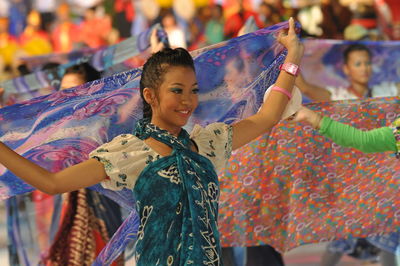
[150,119,182,137]
[348,83,369,98]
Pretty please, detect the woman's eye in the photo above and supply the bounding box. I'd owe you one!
[171,88,182,94]
[192,88,199,94]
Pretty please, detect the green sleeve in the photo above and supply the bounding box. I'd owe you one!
[318,116,397,153]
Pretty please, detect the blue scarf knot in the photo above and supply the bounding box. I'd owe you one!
[132,119,222,265]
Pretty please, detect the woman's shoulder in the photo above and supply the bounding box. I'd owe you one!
[372,82,398,97]
[90,133,145,155]
[89,133,159,191]
[190,122,231,140]
[326,86,357,101]
[189,122,233,172]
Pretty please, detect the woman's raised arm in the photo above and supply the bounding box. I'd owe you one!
[231,17,304,150]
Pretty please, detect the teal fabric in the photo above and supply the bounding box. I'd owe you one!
[205,20,224,45]
[133,119,222,265]
[319,116,397,153]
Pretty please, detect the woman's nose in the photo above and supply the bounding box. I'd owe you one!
[181,94,191,104]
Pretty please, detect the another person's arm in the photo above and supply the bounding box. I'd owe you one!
[295,74,331,102]
[293,106,397,153]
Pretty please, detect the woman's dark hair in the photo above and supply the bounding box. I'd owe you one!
[63,62,101,82]
[139,48,195,119]
[215,4,223,15]
[17,63,30,75]
[41,62,60,71]
[343,43,372,64]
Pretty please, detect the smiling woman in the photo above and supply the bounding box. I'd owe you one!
[140,50,198,136]
[0,17,304,265]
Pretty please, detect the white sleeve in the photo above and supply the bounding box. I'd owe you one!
[89,134,155,190]
[190,123,233,173]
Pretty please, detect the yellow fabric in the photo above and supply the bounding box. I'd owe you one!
[21,37,52,56]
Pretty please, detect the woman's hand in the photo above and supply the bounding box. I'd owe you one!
[228,18,305,150]
[150,27,165,54]
[290,106,323,129]
[277,17,304,64]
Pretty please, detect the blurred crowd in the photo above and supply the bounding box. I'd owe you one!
[0,1,398,265]
[0,0,398,83]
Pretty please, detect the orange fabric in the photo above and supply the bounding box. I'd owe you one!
[51,22,80,53]
[79,17,112,48]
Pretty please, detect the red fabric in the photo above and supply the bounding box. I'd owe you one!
[32,191,54,253]
[43,190,111,265]
[351,18,378,29]
[93,230,106,255]
[385,0,400,22]
[376,0,400,39]
[18,30,50,46]
[79,17,112,48]
[51,22,80,53]
[114,0,135,22]
[224,10,263,38]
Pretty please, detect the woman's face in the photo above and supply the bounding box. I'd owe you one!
[343,50,372,86]
[162,14,176,28]
[211,6,222,19]
[60,73,86,90]
[27,11,41,27]
[224,58,247,98]
[148,66,198,135]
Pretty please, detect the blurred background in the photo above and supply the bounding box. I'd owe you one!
[0,0,398,83]
[0,0,399,265]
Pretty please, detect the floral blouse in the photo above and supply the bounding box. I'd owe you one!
[89,123,233,191]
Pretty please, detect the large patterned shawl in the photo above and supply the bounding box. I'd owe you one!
[0,24,168,103]
[219,97,400,251]
[1,21,400,263]
[0,22,289,263]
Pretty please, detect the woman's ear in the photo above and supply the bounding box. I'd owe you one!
[143,87,155,105]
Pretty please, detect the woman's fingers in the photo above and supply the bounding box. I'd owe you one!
[276,17,298,44]
[286,112,297,122]
[288,17,295,36]
[276,30,285,42]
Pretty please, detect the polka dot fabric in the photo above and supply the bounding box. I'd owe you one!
[218,97,400,252]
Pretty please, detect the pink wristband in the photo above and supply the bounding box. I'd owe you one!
[279,62,300,76]
[271,85,292,100]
